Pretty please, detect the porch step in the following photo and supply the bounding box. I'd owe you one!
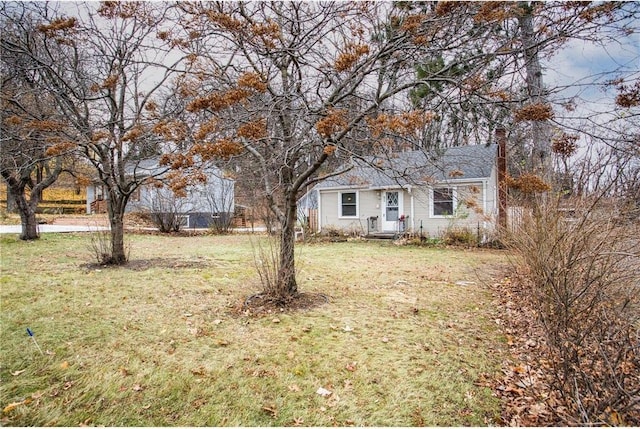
[364,232,398,240]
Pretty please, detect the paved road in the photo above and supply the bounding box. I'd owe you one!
[0,224,110,234]
[0,224,267,234]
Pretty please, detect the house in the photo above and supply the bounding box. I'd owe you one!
[301,142,506,240]
[86,159,235,229]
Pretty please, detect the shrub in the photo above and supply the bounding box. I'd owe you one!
[151,212,185,233]
[209,212,233,234]
[442,226,477,246]
[403,235,444,247]
[506,196,640,425]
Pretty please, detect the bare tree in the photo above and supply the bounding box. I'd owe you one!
[166,2,535,302]
[0,2,187,263]
[0,24,75,239]
[403,2,639,181]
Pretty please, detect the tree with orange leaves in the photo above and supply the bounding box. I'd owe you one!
[1,22,78,240]
[1,2,188,262]
[166,1,526,303]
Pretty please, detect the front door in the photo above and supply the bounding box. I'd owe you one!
[382,191,401,231]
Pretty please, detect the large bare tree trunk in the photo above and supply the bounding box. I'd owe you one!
[14,191,39,240]
[107,191,128,265]
[519,1,553,181]
[276,195,298,300]
[6,192,18,213]
[1,172,50,241]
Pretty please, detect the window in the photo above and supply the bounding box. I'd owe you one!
[340,192,357,217]
[432,188,454,216]
[177,215,189,228]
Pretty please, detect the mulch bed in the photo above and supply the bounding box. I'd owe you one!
[238,291,330,316]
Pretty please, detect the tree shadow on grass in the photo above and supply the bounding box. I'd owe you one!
[80,256,224,271]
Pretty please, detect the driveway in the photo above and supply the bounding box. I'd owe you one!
[0,224,110,234]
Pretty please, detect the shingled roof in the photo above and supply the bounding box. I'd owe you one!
[315,144,498,190]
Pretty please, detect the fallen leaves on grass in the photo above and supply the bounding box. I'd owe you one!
[489,275,563,426]
[316,387,332,397]
[191,398,207,409]
[190,366,207,376]
[10,370,25,376]
[79,417,92,426]
[187,327,205,337]
[4,391,46,413]
[262,404,277,418]
[3,401,26,414]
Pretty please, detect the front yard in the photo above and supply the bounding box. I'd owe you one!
[1,233,509,426]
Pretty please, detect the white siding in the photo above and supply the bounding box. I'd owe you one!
[318,189,379,234]
[410,180,497,238]
[319,180,497,238]
[126,174,234,215]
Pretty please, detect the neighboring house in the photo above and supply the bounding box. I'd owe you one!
[300,143,505,240]
[86,159,235,229]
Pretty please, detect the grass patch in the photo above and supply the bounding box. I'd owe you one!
[1,234,508,426]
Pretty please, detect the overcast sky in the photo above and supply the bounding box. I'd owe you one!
[545,34,639,114]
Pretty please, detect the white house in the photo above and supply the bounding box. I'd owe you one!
[301,143,505,240]
[86,159,234,229]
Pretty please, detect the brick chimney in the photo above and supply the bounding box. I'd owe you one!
[496,128,508,230]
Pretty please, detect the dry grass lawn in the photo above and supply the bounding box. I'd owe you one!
[1,233,509,426]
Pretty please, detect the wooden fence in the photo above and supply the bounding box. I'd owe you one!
[306,209,318,232]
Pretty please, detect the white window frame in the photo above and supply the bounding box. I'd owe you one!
[430,187,457,218]
[339,191,359,218]
[177,215,189,228]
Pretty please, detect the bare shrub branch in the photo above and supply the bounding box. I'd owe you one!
[506,193,640,425]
